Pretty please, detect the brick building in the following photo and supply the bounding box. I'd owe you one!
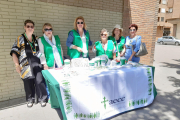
[166,0,180,39]
[0,0,158,102]
[156,0,173,41]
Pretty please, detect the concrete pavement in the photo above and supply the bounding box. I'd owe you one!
[0,44,180,120]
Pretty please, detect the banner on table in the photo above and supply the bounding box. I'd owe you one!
[47,67,155,120]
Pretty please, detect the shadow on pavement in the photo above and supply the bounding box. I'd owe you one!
[54,108,64,120]
[160,59,180,70]
[108,88,180,120]
[0,97,26,110]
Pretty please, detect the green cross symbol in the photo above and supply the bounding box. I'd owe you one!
[132,101,135,106]
[148,79,152,82]
[136,100,140,105]
[66,106,71,110]
[62,82,70,86]
[94,113,96,118]
[64,94,70,97]
[90,113,93,118]
[74,113,78,119]
[101,97,108,109]
[63,89,70,93]
[144,99,146,103]
[149,88,152,92]
[66,100,72,105]
[97,111,100,117]
[129,101,131,107]
[65,96,71,100]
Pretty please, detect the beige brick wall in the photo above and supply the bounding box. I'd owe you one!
[123,0,159,65]
[0,0,123,101]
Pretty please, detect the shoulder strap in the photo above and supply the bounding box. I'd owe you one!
[135,35,138,43]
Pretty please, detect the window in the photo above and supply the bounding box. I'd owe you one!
[159,0,161,4]
[158,17,160,22]
[163,36,168,39]
[168,37,173,39]
[168,8,173,13]
[161,8,166,13]
[158,8,161,13]
[161,17,164,22]
[162,0,167,4]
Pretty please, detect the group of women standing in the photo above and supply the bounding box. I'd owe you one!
[10,16,141,108]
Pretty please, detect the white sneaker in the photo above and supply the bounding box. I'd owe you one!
[27,102,33,108]
[41,102,46,107]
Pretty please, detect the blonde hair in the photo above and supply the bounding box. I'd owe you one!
[100,28,109,37]
[42,23,53,33]
[74,16,87,30]
[112,28,122,37]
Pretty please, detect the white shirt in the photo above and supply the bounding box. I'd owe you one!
[81,32,88,54]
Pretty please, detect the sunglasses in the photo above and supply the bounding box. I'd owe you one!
[26,25,34,29]
[129,29,136,32]
[101,34,107,36]
[44,28,53,32]
[77,22,84,24]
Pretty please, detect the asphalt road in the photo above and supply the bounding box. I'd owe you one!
[0,44,180,120]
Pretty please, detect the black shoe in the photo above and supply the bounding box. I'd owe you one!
[40,101,46,107]
[27,101,33,108]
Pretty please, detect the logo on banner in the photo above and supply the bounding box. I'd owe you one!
[101,97,108,109]
[109,97,125,105]
[101,97,126,109]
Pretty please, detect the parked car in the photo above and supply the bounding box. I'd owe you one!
[157,36,180,46]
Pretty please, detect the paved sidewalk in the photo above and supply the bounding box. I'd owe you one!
[0,44,180,120]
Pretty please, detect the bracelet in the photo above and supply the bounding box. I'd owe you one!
[15,64,20,68]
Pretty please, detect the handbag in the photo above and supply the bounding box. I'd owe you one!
[132,36,148,57]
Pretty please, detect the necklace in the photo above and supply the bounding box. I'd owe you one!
[24,33,36,54]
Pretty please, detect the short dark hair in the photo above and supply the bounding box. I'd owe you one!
[129,24,138,31]
[24,19,35,26]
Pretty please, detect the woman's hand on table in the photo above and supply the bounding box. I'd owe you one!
[44,64,49,70]
[115,59,120,62]
[128,56,132,61]
[77,47,83,52]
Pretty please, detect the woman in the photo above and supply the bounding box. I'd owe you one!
[108,24,126,59]
[38,23,64,69]
[125,24,141,63]
[66,16,93,59]
[10,20,47,107]
[93,28,116,60]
